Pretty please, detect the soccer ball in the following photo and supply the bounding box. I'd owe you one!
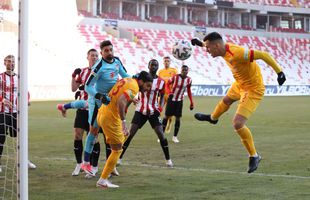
[172,39,192,61]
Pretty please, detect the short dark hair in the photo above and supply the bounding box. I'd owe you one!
[182,65,188,69]
[148,59,159,67]
[203,32,223,42]
[87,48,97,55]
[137,71,153,83]
[163,56,170,60]
[100,40,113,49]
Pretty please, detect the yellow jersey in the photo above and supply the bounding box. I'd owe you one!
[158,67,178,83]
[98,77,139,122]
[224,43,264,89]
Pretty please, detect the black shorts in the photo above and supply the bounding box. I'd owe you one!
[0,112,17,137]
[165,99,183,117]
[131,111,162,129]
[74,109,89,132]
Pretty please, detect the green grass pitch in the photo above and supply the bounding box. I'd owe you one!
[28,96,310,200]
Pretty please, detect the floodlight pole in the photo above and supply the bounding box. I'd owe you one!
[18,0,29,199]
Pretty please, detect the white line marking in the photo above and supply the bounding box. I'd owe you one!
[36,156,310,180]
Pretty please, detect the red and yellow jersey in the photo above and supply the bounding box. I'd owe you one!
[224,43,264,89]
[98,77,139,121]
[158,67,178,83]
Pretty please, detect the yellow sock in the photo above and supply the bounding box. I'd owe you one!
[235,126,257,156]
[211,100,230,120]
[100,149,122,179]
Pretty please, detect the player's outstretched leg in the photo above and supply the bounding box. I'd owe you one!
[194,113,218,124]
[57,104,67,117]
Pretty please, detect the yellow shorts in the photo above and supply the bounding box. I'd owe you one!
[227,82,265,119]
[97,107,125,145]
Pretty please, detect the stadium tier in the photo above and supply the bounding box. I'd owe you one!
[78,25,310,85]
[225,0,310,8]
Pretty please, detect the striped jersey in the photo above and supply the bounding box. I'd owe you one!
[136,77,165,115]
[0,72,17,113]
[169,74,192,102]
[76,67,91,100]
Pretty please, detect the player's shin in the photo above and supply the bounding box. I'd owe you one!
[74,140,83,164]
[90,142,100,167]
[235,126,257,157]
[211,100,230,120]
[100,149,123,179]
[84,133,96,162]
[174,119,180,137]
[160,138,170,160]
[71,100,88,109]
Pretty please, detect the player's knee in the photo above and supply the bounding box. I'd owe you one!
[223,96,234,106]
[233,120,244,130]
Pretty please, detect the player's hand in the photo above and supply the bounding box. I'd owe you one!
[122,120,129,136]
[190,103,194,110]
[75,75,82,83]
[72,68,82,78]
[132,97,139,105]
[2,99,12,108]
[191,38,203,47]
[277,72,286,86]
[95,93,111,105]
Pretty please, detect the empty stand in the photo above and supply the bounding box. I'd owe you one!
[77,25,310,85]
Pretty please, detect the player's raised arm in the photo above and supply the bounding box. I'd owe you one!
[252,50,286,85]
[71,68,82,92]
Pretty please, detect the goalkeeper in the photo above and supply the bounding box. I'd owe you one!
[192,32,286,173]
[81,40,130,176]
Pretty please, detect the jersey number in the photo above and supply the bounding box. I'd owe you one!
[111,79,126,96]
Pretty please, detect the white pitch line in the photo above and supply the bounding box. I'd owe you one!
[36,156,310,180]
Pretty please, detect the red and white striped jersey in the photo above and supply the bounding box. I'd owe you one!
[169,74,192,102]
[136,77,165,115]
[76,67,91,100]
[0,72,18,113]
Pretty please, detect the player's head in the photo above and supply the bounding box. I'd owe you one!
[203,32,225,58]
[87,48,99,66]
[163,56,171,68]
[148,59,159,75]
[4,55,15,72]
[137,71,153,92]
[100,40,114,61]
[181,65,189,77]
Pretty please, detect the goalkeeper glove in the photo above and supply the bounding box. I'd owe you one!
[191,38,203,47]
[277,72,286,86]
[95,93,111,105]
[72,68,82,78]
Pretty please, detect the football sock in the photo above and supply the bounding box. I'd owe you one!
[70,100,88,109]
[160,138,170,160]
[100,149,122,179]
[63,103,72,110]
[84,133,96,162]
[74,140,83,164]
[174,119,180,137]
[236,126,257,156]
[211,100,230,120]
[90,142,100,167]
